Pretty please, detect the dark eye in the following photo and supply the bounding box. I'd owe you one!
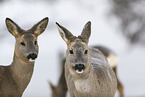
[20,42,25,46]
[34,41,37,45]
[84,50,88,54]
[69,50,74,54]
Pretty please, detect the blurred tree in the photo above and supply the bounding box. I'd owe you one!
[110,0,145,45]
[0,0,9,2]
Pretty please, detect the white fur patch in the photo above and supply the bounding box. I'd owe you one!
[107,69,113,81]
[107,54,118,68]
[76,70,84,74]
[74,79,91,93]
[29,58,36,62]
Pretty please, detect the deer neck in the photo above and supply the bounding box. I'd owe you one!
[10,52,34,94]
[72,65,95,93]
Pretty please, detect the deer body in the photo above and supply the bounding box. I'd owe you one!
[0,17,48,97]
[56,21,117,97]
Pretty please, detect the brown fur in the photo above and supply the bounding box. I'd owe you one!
[0,17,48,97]
[56,21,117,97]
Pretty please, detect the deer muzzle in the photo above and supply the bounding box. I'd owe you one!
[73,64,85,74]
[26,53,37,62]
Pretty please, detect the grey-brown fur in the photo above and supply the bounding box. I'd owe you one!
[93,46,124,97]
[56,21,117,97]
[93,46,111,57]
[0,17,48,97]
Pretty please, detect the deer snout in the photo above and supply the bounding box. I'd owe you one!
[73,64,85,74]
[27,53,37,62]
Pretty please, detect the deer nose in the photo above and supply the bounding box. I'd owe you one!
[74,64,85,72]
[27,53,37,60]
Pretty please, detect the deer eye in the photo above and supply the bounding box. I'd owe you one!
[34,41,37,45]
[84,50,88,54]
[69,50,74,54]
[20,42,25,46]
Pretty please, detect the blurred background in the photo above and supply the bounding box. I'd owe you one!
[0,0,145,97]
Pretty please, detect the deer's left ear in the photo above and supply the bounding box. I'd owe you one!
[79,21,91,44]
[31,17,49,36]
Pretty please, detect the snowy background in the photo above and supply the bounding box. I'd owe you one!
[0,0,145,97]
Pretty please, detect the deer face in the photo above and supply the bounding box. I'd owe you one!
[6,17,48,62]
[15,33,38,62]
[56,21,91,74]
[66,39,91,73]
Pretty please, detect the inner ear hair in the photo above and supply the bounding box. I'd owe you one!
[29,17,49,36]
[6,18,23,37]
[56,22,74,43]
[80,21,91,43]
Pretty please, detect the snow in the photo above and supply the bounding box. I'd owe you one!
[0,0,145,97]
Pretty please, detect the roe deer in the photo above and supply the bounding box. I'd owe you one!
[92,46,124,97]
[0,17,48,97]
[49,46,124,97]
[56,21,117,97]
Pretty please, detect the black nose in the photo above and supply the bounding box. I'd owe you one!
[27,53,37,60]
[74,64,85,71]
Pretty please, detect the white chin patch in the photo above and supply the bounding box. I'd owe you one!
[29,58,36,62]
[76,70,84,74]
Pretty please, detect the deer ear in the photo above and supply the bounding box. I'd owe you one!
[56,22,73,44]
[31,17,49,36]
[79,21,91,44]
[48,81,55,92]
[5,18,23,37]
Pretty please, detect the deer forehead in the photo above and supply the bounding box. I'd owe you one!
[20,33,36,41]
[69,40,88,50]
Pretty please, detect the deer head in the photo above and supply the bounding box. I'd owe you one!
[56,21,91,75]
[5,17,48,63]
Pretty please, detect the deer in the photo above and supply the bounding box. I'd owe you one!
[0,17,48,97]
[49,46,124,97]
[55,21,117,97]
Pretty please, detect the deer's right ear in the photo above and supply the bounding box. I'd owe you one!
[5,18,22,37]
[56,22,73,44]
[79,21,91,44]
